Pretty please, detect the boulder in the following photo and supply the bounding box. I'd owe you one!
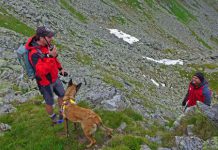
[197,101,218,127]
[203,136,218,150]
[175,136,203,150]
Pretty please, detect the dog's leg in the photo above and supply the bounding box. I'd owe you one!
[73,123,77,131]
[84,132,96,148]
[82,124,97,148]
[64,118,69,137]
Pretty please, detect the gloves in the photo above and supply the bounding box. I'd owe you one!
[182,98,187,106]
[59,72,68,77]
[182,93,189,106]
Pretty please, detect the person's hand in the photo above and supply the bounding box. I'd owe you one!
[182,99,186,106]
[49,45,58,57]
[60,68,68,76]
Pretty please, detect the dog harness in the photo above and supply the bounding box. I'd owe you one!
[62,98,76,111]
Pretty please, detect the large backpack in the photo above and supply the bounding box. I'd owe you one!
[16,44,37,79]
[17,43,50,80]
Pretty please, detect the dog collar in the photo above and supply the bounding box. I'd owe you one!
[62,99,76,111]
[69,99,76,104]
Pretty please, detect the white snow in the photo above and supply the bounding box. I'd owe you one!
[143,56,183,65]
[108,29,139,44]
[151,79,159,87]
[143,75,165,87]
[161,83,166,87]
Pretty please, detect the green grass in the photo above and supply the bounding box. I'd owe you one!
[0,7,34,36]
[97,65,144,89]
[1,95,216,149]
[210,36,218,46]
[187,63,218,71]
[112,0,142,10]
[102,73,124,90]
[104,135,146,150]
[92,38,105,47]
[161,0,196,24]
[75,51,93,65]
[96,108,143,129]
[0,101,81,150]
[162,48,177,55]
[147,111,218,148]
[99,65,145,91]
[59,0,88,23]
[150,23,189,49]
[191,30,212,49]
[110,16,127,25]
[144,0,155,7]
[0,99,151,150]
[206,72,218,94]
[0,81,11,91]
[177,111,218,140]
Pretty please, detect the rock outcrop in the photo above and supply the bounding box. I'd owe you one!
[197,101,218,127]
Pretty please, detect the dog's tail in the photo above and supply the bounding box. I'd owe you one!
[98,122,113,136]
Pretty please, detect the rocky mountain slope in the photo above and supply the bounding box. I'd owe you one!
[0,0,218,149]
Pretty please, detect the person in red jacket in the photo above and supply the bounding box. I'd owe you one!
[182,72,211,111]
[25,26,67,124]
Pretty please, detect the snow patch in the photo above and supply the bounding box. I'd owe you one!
[143,56,183,65]
[151,79,159,87]
[108,29,139,44]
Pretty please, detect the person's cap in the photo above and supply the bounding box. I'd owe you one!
[36,26,54,37]
[194,72,204,82]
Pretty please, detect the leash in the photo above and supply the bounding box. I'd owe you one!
[60,72,87,86]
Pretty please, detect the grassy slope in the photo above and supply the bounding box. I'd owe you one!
[0,100,159,149]
[0,7,34,36]
[59,0,88,23]
[1,99,217,149]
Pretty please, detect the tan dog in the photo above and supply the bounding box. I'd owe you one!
[62,79,113,148]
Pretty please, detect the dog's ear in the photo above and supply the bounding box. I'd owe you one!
[68,79,73,86]
[76,83,82,92]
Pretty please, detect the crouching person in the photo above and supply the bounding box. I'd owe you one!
[182,72,212,113]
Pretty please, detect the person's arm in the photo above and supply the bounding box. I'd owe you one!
[48,46,63,71]
[182,91,189,106]
[31,53,50,79]
[55,57,63,71]
[202,86,211,106]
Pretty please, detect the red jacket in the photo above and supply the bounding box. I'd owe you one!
[185,81,211,107]
[25,36,62,86]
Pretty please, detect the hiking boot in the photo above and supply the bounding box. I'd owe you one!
[56,119,64,124]
[50,113,63,125]
[57,114,64,124]
[50,113,57,125]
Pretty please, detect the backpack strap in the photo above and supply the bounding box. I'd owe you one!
[35,48,46,58]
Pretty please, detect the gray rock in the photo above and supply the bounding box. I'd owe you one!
[0,123,11,131]
[157,148,173,150]
[140,144,151,150]
[145,135,162,144]
[173,114,186,129]
[203,136,218,150]
[101,94,129,111]
[187,124,194,136]
[175,136,203,150]
[0,104,17,114]
[130,99,150,118]
[117,122,127,133]
[197,101,218,127]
